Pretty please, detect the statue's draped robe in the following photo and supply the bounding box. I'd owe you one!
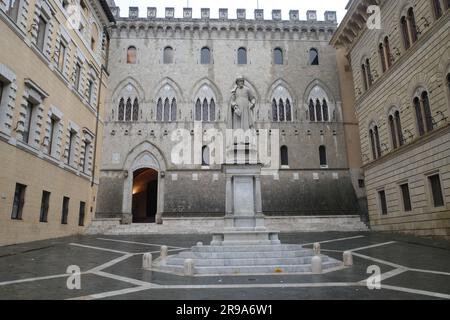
[231,86,256,130]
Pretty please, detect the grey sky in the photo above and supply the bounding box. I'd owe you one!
[113,0,348,22]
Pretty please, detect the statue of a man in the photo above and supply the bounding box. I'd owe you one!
[230,77,256,130]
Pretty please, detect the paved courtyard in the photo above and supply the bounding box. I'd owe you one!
[0,232,449,300]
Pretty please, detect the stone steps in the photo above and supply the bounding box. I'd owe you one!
[178,249,314,259]
[158,260,342,275]
[165,255,331,267]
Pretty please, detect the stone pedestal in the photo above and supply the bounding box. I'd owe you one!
[210,164,280,246]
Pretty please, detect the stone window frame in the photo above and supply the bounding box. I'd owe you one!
[86,65,98,107]
[319,145,328,168]
[1,0,29,34]
[31,0,55,61]
[273,47,284,65]
[377,34,391,73]
[280,145,289,168]
[309,48,319,66]
[377,187,389,216]
[424,170,446,210]
[200,46,212,65]
[16,79,48,150]
[163,46,174,64]
[44,105,64,160]
[399,5,418,51]
[80,129,94,176]
[0,63,17,137]
[127,46,137,64]
[396,180,413,214]
[54,25,72,79]
[431,0,444,20]
[64,120,80,168]
[237,47,248,65]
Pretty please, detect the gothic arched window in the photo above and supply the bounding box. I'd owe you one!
[307,85,332,122]
[271,86,293,122]
[132,98,139,121]
[194,85,217,122]
[432,0,443,20]
[118,98,125,121]
[369,122,382,160]
[127,46,137,64]
[155,84,177,122]
[125,98,132,121]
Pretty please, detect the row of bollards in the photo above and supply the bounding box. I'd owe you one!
[311,243,353,274]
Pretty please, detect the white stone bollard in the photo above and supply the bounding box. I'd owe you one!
[197,242,203,247]
[311,255,322,274]
[343,251,353,266]
[143,253,152,270]
[313,243,320,255]
[184,259,195,276]
[160,245,168,260]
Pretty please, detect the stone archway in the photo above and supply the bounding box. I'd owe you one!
[132,168,158,223]
[122,143,167,224]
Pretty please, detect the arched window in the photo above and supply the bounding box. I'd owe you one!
[127,46,137,64]
[280,146,288,166]
[384,37,392,68]
[309,48,319,65]
[164,46,174,64]
[202,146,210,166]
[125,98,132,121]
[118,98,125,121]
[369,123,382,160]
[432,0,443,19]
[274,48,283,65]
[307,85,333,122]
[117,83,140,122]
[362,64,369,91]
[194,85,217,122]
[271,86,293,122]
[379,43,387,73]
[319,146,327,166]
[156,84,177,122]
[365,58,373,86]
[414,90,434,136]
[201,47,211,64]
[400,16,411,49]
[388,111,403,149]
[408,8,418,43]
[132,98,139,121]
[309,99,315,121]
[238,47,247,64]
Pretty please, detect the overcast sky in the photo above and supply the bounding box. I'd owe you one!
[113,0,348,22]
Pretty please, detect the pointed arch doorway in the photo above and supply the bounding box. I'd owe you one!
[132,168,158,223]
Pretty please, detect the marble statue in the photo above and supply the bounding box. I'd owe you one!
[230,76,256,130]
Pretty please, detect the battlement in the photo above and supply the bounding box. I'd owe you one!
[109,7,337,23]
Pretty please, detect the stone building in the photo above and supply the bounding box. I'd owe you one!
[332,0,450,238]
[94,6,367,231]
[0,0,114,245]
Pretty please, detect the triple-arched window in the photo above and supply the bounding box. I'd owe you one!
[118,97,139,121]
[307,85,332,122]
[271,86,293,122]
[413,89,433,137]
[156,98,177,122]
[194,85,217,122]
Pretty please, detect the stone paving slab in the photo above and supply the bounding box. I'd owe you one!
[0,232,449,300]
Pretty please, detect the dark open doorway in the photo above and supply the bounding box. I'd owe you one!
[132,168,158,223]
